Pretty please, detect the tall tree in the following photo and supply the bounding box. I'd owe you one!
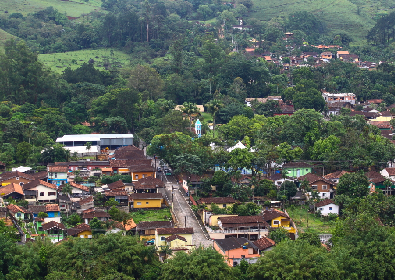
[205,99,224,137]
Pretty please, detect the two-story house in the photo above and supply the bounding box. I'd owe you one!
[82,208,110,224]
[41,221,66,243]
[133,177,165,193]
[136,221,173,241]
[298,173,335,199]
[47,164,68,186]
[29,204,61,223]
[282,162,312,178]
[155,227,194,252]
[213,216,269,241]
[214,237,260,266]
[59,182,90,197]
[263,209,296,237]
[23,180,58,203]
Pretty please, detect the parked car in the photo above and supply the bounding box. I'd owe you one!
[157,167,162,172]
[146,239,155,245]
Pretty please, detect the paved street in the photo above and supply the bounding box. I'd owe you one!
[159,173,213,248]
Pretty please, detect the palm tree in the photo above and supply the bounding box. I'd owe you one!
[62,184,73,196]
[180,102,200,132]
[205,99,223,137]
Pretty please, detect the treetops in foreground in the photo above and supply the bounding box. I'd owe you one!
[2,194,395,280]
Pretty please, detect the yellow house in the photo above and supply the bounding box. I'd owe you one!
[263,209,296,234]
[67,223,92,238]
[155,227,194,252]
[129,193,164,209]
[208,214,238,227]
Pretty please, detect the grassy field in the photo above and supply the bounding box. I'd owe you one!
[286,205,336,234]
[0,28,16,52]
[250,0,395,43]
[38,48,132,73]
[130,208,172,224]
[0,0,103,17]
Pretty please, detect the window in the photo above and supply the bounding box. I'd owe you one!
[312,185,317,190]
[135,175,139,179]
[146,202,149,204]
[320,208,323,211]
[137,202,142,205]
[16,177,19,180]
[241,255,245,259]
[17,213,21,217]
[273,220,279,225]
[322,185,327,190]
[322,193,326,197]
[48,192,56,196]
[54,212,58,217]
[306,169,308,171]
[223,204,226,208]
[161,236,166,241]
[60,205,65,208]
[19,182,24,186]
[55,173,57,178]
[80,235,84,238]
[142,174,146,178]
[40,192,44,196]
[329,207,332,210]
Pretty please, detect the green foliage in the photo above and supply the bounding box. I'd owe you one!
[335,171,369,199]
[248,239,341,279]
[268,227,290,244]
[161,246,234,280]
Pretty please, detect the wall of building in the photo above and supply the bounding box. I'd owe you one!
[155,233,193,248]
[133,199,162,208]
[30,185,57,202]
[213,242,260,267]
[1,177,31,186]
[318,204,339,216]
[284,167,312,178]
[131,172,155,181]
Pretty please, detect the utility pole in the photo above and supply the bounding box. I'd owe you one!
[185,216,187,228]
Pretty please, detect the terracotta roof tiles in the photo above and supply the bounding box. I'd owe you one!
[165,234,186,242]
[157,228,193,235]
[253,237,275,251]
[0,183,24,196]
[129,193,163,200]
[70,182,89,192]
[7,204,30,214]
[315,199,336,208]
[263,209,288,222]
[42,221,66,231]
[136,221,172,231]
[133,177,165,189]
[298,173,334,185]
[67,223,91,236]
[45,204,60,212]
[197,197,237,205]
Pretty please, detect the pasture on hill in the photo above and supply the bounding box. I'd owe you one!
[38,49,132,74]
[251,0,395,43]
[0,28,16,52]
[0,0,102,17]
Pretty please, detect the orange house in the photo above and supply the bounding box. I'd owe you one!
[214,237,260,267]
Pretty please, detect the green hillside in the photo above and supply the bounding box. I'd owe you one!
[38,49,132,74]
[0,0,102,17]
[251,0,395,43]
[0,28,16,52]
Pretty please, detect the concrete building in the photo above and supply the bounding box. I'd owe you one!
[56,134,134,152]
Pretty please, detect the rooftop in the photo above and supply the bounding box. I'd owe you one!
[215,237,258,252]
[253,237,275,251]
[315,199,337,208]
[0,183,24,196]
[157,228,193,235]
[56,134,133,143]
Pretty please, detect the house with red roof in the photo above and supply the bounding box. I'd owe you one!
[315,199,339,216]
[23,180,58,203]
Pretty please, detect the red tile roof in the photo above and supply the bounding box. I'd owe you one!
[166,234,187,242]
[46,204,60,212]
[136,221,173,231]
[42,221,66,231]
[82,210,110,219]
[67,223,91,236]
[253,237,275,251]
[324,170,349,180]
[105,190,128,197]
[7,204,30,214]
[263,209,288,221]
[48,166,69,173]
[197,197,237,205]
[315,199,336,208]
[107,180,125,190]
[78,196,94,206]
[0,171,35,182]
[133,177,165,189]
[298,173,334,185]
[218,215,269,228]
[70,182,89,192]
[0,183,24,196]
[384,168,395,176]
[23,180,57,190]
[157,228,193,235]
[370,121,391,129]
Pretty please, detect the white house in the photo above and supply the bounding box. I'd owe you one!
[227,141,246,152]
[380,168,395,181]
[315,199,339,216]
[23,180,58,203]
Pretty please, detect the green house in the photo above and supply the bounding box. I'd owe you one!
[41,221,66,242]
[282,162,313,178]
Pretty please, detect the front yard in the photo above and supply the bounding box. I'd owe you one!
[130,208,172,224]
[286,205,336,234]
